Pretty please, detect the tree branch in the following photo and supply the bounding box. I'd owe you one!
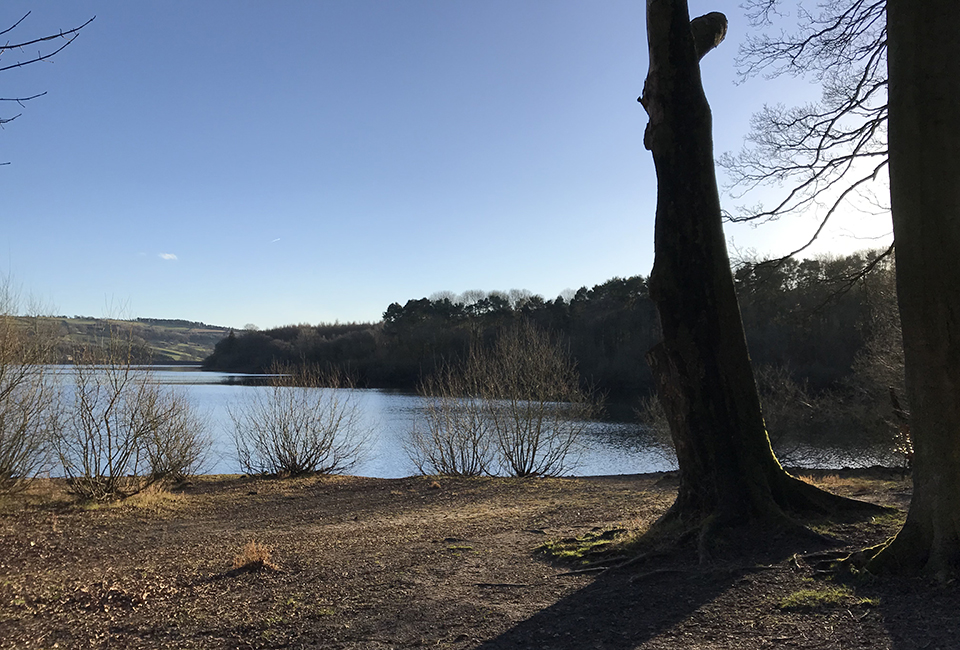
[0,16,95,56]
[719,1,889,263]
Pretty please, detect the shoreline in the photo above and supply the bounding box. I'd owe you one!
[3,467,931,650]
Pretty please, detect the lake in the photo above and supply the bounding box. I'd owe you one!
[142,366,675,478]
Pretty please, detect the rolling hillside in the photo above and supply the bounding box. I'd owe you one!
[48,317,231,363]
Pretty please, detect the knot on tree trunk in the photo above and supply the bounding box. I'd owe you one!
[639,11,727,151]
[691,12,727,60]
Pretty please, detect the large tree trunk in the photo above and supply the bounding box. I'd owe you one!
[640,0,866,555]
[867,0,960,580]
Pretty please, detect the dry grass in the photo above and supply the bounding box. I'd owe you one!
[0,477,73,511]
[232,540,280,572]
[0,472,931,650]
[119,484,188,511]
[798,474,861,490]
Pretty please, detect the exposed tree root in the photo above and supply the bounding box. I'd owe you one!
[631,481,891,568]
[789,516,960,583]
[775,473,890,516]
[861,525,960,582]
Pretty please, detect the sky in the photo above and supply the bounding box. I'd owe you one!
[1,1,892,329]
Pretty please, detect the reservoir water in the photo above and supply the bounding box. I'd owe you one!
[142,366,675,478]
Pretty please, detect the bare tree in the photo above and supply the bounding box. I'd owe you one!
[714,0,960,579]
[640,0,879,558]
[230,364,368,477]
[864,0,960,579]
[719,0,888,259]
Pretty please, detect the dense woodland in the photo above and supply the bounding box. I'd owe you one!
[203,250,898,408]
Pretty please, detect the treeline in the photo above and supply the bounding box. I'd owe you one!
[202,251,897,406]
[135,317,219,329]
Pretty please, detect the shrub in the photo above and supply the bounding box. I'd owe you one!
[638,363,859,468]
[229,364,367,476]
[755,362,907,468]
[406,361,493,476]
[482,322,598,476]
[0,282,61,493]
[141,388,211,483]
[52,332,210,500]
[408,321,600,477]
[634,395,679,467]
[0,368,58,493]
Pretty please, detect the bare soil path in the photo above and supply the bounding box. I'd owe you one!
[1,469,956,649]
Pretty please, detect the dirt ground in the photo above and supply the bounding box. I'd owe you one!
[1,468,958,649]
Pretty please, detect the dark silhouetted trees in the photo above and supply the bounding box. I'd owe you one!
[204,253,895,421]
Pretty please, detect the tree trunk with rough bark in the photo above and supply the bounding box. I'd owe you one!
[640,0,871,556]
[866,0,960,580]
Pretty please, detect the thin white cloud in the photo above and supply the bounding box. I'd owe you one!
[271,238,281,243]
[159,253,178,261]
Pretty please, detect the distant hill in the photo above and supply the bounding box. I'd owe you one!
[47,316,231,363]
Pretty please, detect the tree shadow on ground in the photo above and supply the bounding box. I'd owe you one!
[475,524,960,650]
[475,519,884,650]
[856,577,960,650]
[475,561,744,649]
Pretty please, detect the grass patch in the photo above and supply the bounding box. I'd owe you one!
[807,508,906,539]
[799,474,864,490]
[538,528,628,564]
[779,585,877,611]
[0,478,78,511]
[120,485,188,512]
[72,483,189,513]
[869,511,907,527]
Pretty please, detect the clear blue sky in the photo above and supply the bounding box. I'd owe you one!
[2,1,891,329]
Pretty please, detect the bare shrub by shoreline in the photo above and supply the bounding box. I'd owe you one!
[408,321,600,478]
[229,363,368,477]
